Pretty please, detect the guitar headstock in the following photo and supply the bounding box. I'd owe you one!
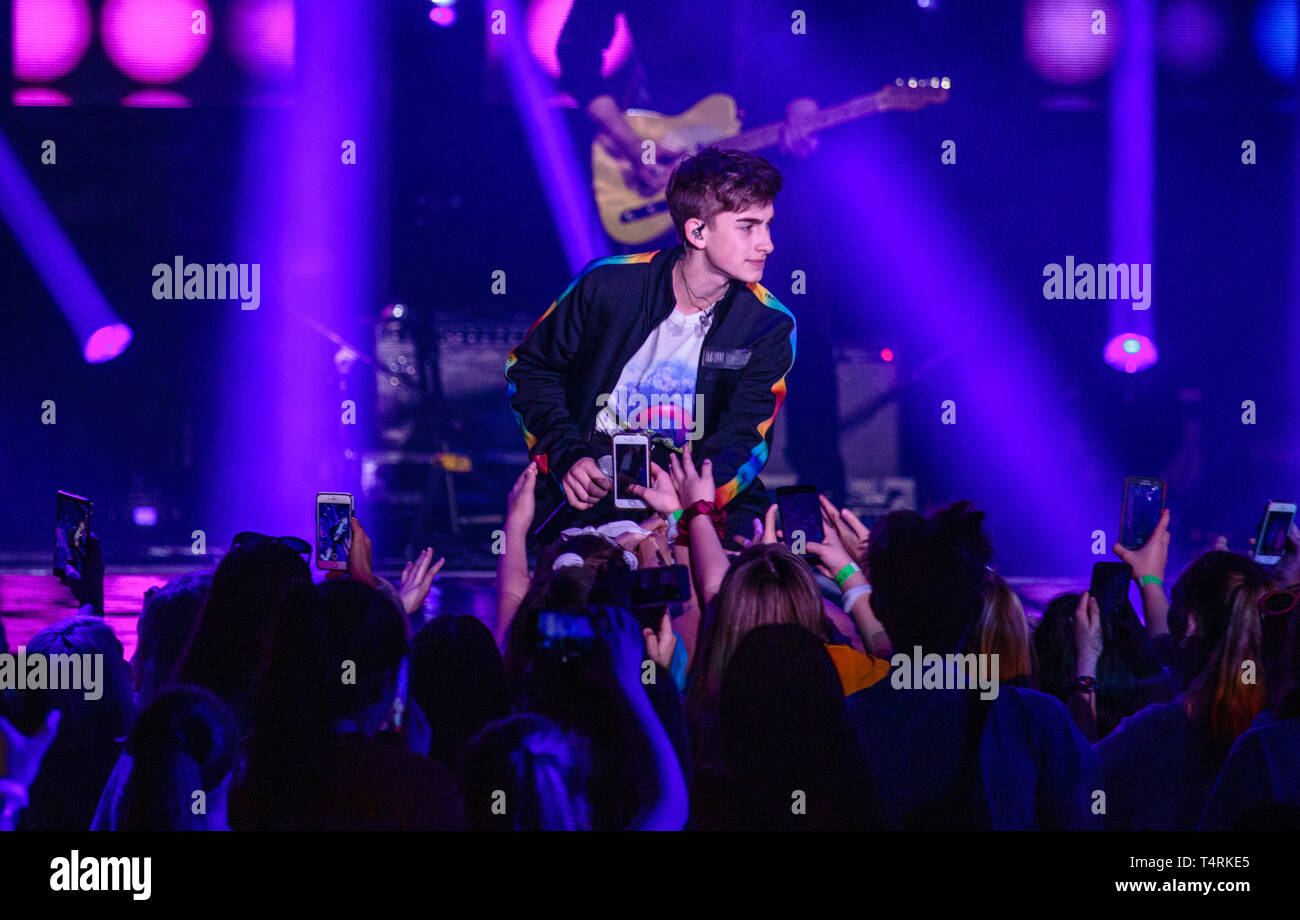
[879,76,952,110]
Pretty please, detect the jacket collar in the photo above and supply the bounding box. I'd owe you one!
[645,245,742,337]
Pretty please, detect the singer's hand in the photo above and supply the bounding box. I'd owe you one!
[563,457,611,510]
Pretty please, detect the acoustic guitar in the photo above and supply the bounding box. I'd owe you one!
[592,77,951,245]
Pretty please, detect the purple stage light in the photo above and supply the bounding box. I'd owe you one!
[1157,0,1227,73]
[228,0,295,79]
[83,323,134,363]
[497,0,610,271]
[1253,0,1298,84]
[819,138,1111,577]
[13,0,93,82]
[0,131,133,363]
[1104,333,1157,374]
[430,6,456,26]
[13,87,73,106]
[525,0,631,80]
[132,505,159,527]
[880,348,895,362]
[216,0,380,546]
[1107,0,1157,377]
[1024,0,1120,84]
[101,0,212,84]
[122,89,190,107]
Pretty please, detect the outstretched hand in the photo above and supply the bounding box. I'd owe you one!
[807,502,857,579]
[589,606,652,692]
[61,534,104,614]
[821,496,871,568]
[643,612,677,672]
[346,517,377,587]
[1073,591,1103,675]
[669,443,715,508]
[398,547,445,615]
[1272,522,1300,585]
[634,520,672,569]
[505,462,538,534]
[0,710,61,787]
[1113,508,1171,583]
[734,503,781,549]
[627,461,682,516]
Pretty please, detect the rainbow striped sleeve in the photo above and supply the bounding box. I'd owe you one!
[714,281,797,508]
[505,250,658,457]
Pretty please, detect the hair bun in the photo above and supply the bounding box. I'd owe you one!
[929,501,993,567]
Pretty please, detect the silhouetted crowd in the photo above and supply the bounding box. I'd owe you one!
[2,455,1298,831]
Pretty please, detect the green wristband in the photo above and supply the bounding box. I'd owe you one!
[1139,575,1163,587]
[667,509,684,523]
[834,562,862,588]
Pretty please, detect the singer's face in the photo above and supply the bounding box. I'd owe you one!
[702,203,774,284]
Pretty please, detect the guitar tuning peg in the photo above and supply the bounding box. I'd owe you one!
[895,77,904,86]
[941,76,951,89]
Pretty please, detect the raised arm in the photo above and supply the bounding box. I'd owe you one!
[666,444,731,610]
[590,608,689,832]
[1112,507,1171,639]
[495,463,538,648]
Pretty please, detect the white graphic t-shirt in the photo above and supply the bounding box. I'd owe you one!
[595,306,707,448]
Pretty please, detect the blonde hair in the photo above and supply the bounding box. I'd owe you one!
[974,572,1036,685]
[686,544,825,772]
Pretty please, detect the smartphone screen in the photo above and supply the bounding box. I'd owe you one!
[1089,561,1132,642]
[613,437,649,504]
[777,485,824,547]
[54,491,92,577]
[316,496,353,567]
[1256,506,1295,562]
[630,565,691,608]
[535,610,597,661]
[1120,477,1164,550]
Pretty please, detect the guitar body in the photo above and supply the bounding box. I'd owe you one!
[589,79,951,246]
[592,93,743,245]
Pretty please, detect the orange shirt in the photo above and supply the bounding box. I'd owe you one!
[825,644,890,696]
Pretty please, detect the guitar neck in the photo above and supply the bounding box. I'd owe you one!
[716,90,891,153]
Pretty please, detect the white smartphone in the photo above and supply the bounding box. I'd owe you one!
[1254,501,1297,566]
[315,491,354,571]
[612,434,650,509]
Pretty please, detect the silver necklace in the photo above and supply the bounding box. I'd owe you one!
[678,259,724,330]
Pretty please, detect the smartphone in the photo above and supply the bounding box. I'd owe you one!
[53,490,92,578]
[776,484,824,549]
[631,564,691,608]
[1089,561,1132,643]
[315,492,354,571]
[1120,476,1165,551]
[1254,501,1297,566]
[612,433,650,509]
[534,609,597,662]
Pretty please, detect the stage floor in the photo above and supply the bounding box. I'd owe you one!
[1,566,1079,660]
[0,570,502,658]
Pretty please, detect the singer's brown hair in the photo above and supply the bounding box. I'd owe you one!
[667,147,783,243]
